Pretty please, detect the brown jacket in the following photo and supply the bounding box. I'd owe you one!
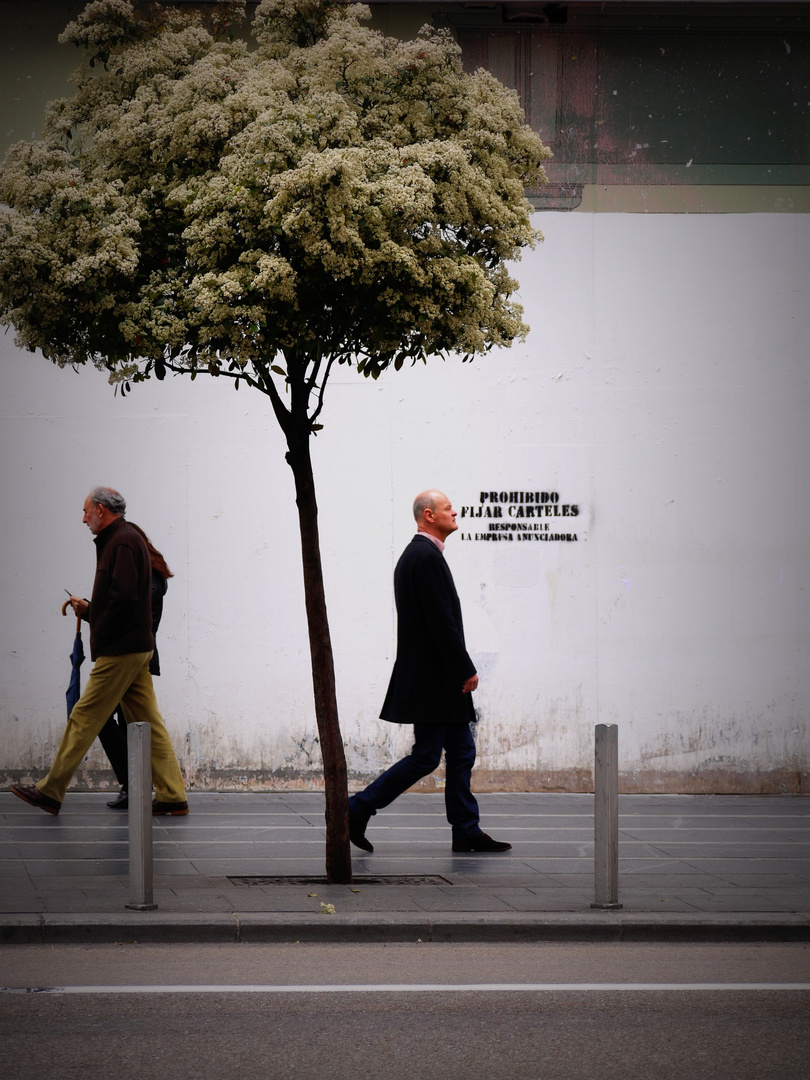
[85,516,155,661]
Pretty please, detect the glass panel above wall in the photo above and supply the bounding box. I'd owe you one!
[425,2,810,211]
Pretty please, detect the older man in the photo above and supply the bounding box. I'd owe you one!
[12,488,188,816]
[348,490,510,853]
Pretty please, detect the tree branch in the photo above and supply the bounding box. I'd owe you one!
[253,356,293,437]
[310,354,337,426]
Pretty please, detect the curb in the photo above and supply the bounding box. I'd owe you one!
[3,911,809,945]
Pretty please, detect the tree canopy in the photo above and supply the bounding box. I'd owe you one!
[0,0,549,409]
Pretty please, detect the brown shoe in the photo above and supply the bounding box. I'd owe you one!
[152,798,189,816]
[11,783,61,816]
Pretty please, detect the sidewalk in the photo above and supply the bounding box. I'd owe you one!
[1,791,808,943]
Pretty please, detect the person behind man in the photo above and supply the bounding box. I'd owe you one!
[12,488,188,816]
[348,490,510,853]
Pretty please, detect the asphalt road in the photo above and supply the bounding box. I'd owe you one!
[2,942,808,1079]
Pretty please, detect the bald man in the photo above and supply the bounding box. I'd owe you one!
[349,490,510,853]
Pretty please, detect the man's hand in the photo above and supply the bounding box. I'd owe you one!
[462,674,479,694]
[69,596,89,617]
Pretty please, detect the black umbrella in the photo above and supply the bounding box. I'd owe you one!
[62,600,85,717]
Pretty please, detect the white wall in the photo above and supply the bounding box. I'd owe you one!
[1,211,808,793]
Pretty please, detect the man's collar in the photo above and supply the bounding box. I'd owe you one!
[94,515,125,546]
[416,529,445,553]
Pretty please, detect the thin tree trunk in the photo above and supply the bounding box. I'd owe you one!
[285,430,352,884]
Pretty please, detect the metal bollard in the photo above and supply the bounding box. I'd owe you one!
[592,723,622,910]
[125,722,158,911]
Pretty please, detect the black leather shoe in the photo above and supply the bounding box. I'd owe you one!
[349,811,373,853]
[452,832,511,853]
[107,789,128,809]
[11,783,61,816]
[152,798,189,816]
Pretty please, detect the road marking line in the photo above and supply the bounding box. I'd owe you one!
[2,983,809,995]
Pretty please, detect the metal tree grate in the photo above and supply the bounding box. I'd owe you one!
[227,874,452,886]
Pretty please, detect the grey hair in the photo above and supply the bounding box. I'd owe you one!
[89,487,126,516]
[412,491,438,522]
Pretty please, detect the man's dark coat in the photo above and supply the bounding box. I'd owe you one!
[380,534,476,725]
[84,517,155,661]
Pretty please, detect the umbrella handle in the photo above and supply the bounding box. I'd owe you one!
[62,600,82,634]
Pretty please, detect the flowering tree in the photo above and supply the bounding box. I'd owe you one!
[0,0,549,882]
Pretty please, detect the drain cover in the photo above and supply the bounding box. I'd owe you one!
[228,874,451,886]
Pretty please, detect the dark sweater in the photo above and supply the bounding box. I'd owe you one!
[85,517,155,661]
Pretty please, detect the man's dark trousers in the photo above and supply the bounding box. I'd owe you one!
[350,723,480,838]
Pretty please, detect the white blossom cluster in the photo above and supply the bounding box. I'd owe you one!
[0,0,550,396]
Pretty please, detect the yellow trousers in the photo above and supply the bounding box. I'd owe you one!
[36,652,186,805]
